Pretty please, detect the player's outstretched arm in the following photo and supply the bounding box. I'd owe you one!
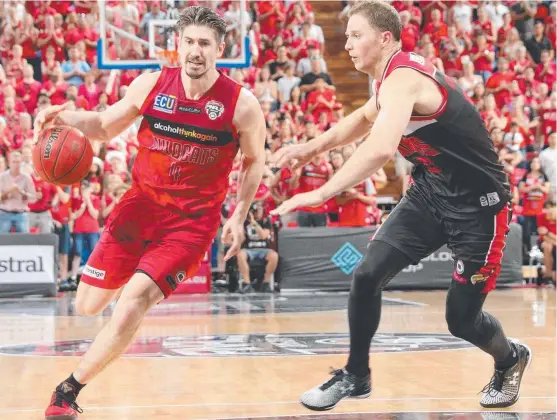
[272,69,420,216]
[319,68,419,201]
[34,72,161,143]
[271,96,377,170]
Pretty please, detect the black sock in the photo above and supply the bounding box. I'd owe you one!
[58,374,86,397]
[495,342,519,370]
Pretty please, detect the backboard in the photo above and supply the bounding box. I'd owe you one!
[97,0,251,70]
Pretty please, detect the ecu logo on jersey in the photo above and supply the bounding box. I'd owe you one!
[153,94,177,114]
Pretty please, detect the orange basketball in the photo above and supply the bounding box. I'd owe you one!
[32,126,94,186]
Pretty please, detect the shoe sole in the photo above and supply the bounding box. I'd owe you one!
[300,390,372,411]
[480,342,533,409]
[45,415,78,420]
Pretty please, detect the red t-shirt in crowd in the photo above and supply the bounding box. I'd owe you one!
[38,29,65,62]
[521,173,548,216]
[485,71,516,108]
[72,195,101,233]
[296,161,331,213]
[537,210,556,242]
[470,44,495,72]
[401,26,419,52]
[41,80,70,105]
[306,89,336,122]
[337,181,371,227]
[16,79,42,114]
[28,177,57,213]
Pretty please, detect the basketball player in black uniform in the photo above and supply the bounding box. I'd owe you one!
[271,0,531,411]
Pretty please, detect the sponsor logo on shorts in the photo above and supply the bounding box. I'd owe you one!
[43,127,64,159]
[205,100,224,120]
[153,94,177,114]
[176,271,186,283]
[456,260,465,275]
[83,265,106,280]
[178,105,201,114]
[0,333,474,357]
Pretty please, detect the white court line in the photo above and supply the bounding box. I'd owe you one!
[0,396,554,414]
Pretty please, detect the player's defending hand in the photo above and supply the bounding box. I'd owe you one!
[33,102,72,145]
[270,142,318,171]
[270,190,325,216]
[221,216,245,261]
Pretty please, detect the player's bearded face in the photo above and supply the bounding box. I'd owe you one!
[180,26,224,79]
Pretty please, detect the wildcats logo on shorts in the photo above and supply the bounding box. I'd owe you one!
[153,94,177,114]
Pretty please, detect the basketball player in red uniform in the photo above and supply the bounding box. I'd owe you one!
[272,0,530,411]
[35,7,266,419]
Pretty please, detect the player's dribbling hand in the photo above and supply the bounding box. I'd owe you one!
[221,216,245,261]
[270,190,325,216]
[270,142,317,171]
[33,102,72,145]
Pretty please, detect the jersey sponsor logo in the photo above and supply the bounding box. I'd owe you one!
[178,105,201,114]
[205,100,224,120]
[150,136,219,165]
[398,136,441,174]
[43,127,64,159]
[83,265,105,280]
[0,332,474,357]
[145,116,234,146]
[153,122,218,142]
[153,94,177,114]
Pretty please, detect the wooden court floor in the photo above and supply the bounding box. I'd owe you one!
[0,288,554,419]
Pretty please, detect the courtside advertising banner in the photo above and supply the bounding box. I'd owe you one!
[0,245,56,284]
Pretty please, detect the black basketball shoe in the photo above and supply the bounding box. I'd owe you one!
[480,341,532,408]
[300,368,371,411]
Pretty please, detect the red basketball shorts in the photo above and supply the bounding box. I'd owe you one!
[80,188,220,298]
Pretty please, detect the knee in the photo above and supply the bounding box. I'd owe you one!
[351,259,385,297]
[266,250,278,263]
[75,296,105,316]
[445,308,475,339]
[109,298,147,336]
[237,250,248,262]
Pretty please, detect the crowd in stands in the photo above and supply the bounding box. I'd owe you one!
[0,0,554,288]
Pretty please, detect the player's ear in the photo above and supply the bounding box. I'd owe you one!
[217,40,225,59]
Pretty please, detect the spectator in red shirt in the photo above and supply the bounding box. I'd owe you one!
[485,56,515,108]
[535,50,557,87]
[41,66,69,106]
[473,7,496,43]
[256,0,286,37]
[0,26,16,62]
[440,25,466,77]
[16,65,42,114]
[423,8,448,47]
[12,113,34,148]
[50,186,71,285]
[470,33,496,82]
[41,46,60,82]
[70,180,101,281]
[397,0,422,33]
[291,153,332,227]
[37,15,65,63]
[537,202,556,285]
[510,45,534,75]
[78,72,101,110]
[305,76,336,123]
[4,45,27,83]
[518,66,541,98]
[497,12,514,48]
[0,118,12,158]
[28,167,58,233]
[33,1,57,29]
[15,13,39,65]
[519,157,551,257]
[400,11,419,52]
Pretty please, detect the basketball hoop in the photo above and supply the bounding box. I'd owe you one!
[155,49,180,67]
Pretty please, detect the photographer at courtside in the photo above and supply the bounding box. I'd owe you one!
[237,202,278,293]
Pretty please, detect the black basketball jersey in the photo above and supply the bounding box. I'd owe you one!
[374,50,512,218]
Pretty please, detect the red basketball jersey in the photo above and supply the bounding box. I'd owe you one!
[136,67,242,214]
[296,161,331,213]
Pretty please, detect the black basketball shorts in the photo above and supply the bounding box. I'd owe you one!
[373,193,511,293]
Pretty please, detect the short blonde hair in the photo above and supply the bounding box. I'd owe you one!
[348,0,402,41]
